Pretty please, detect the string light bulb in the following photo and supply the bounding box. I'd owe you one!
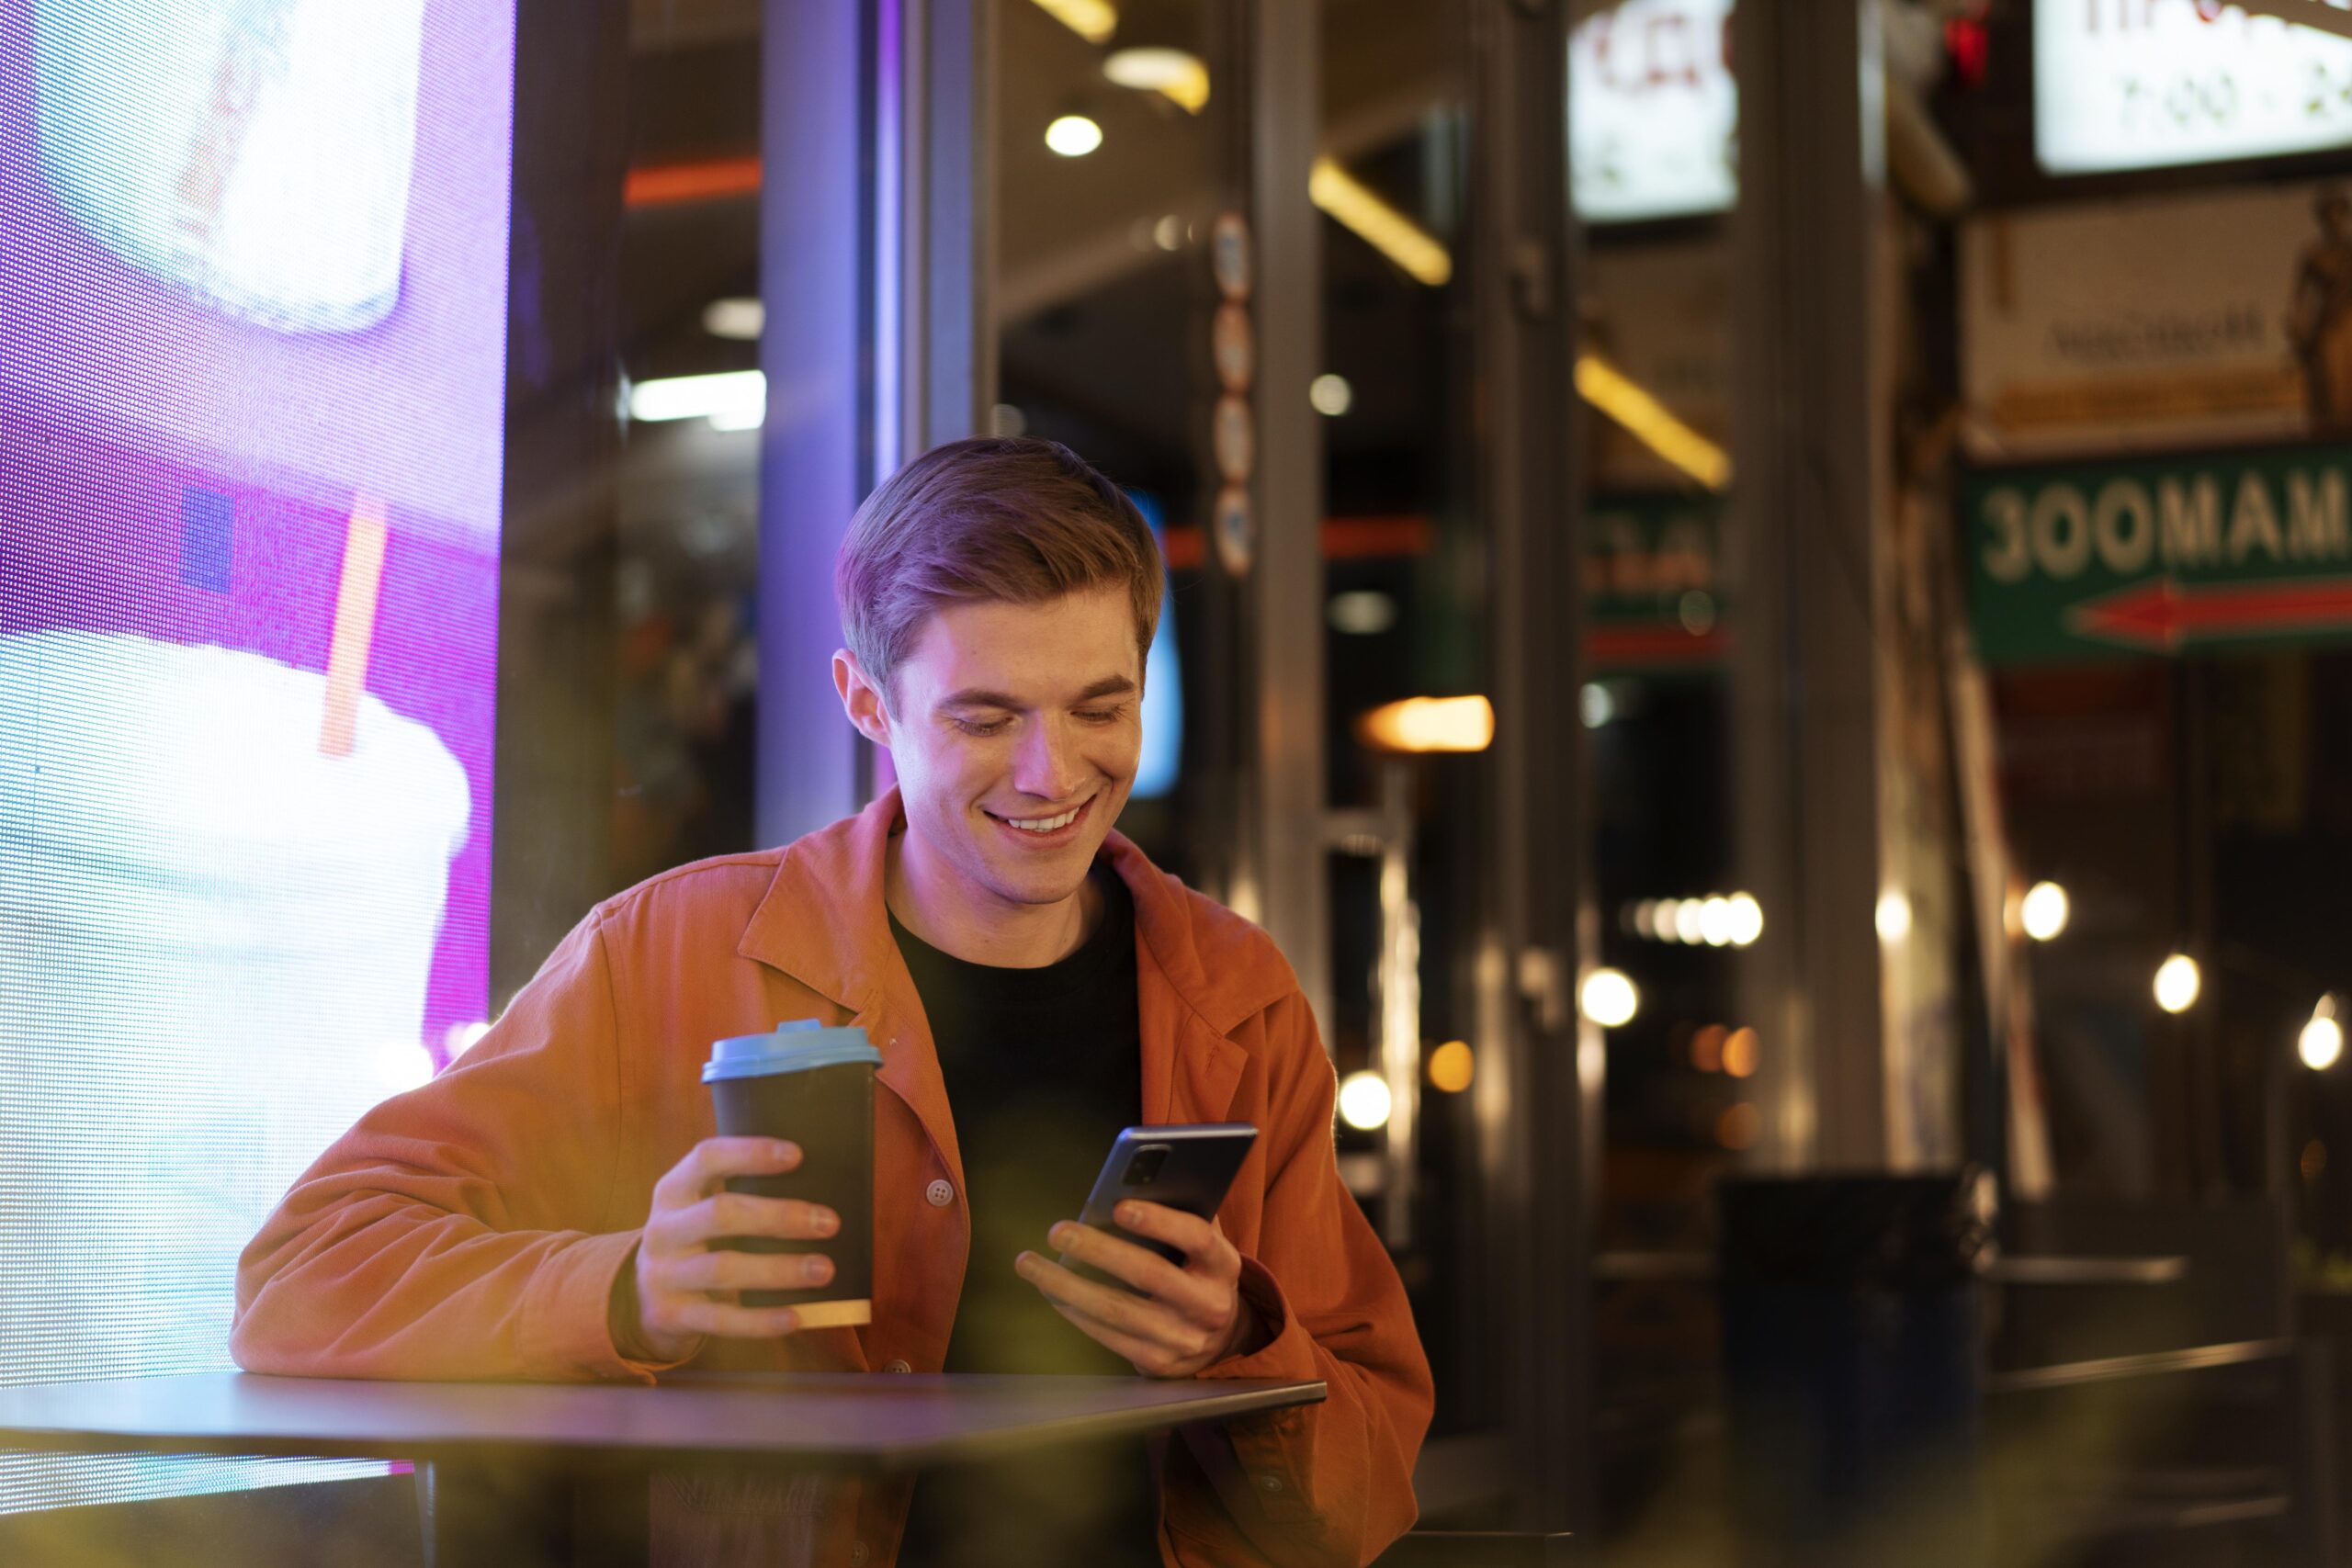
[2302,997,2344,1072]
[2154,953,2201,1015]
[1338,1070,1393,1131]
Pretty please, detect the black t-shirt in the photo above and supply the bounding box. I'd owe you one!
[888,864,1159,1568]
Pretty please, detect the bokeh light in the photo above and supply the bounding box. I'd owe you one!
[1338,1070,1393,1130]
[1428,1040,1475,1094]
[1579,967,1639,1028]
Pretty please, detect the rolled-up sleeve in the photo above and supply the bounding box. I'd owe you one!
[232,911,669,1383]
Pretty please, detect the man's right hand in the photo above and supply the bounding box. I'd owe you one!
[628,1136,838,1362]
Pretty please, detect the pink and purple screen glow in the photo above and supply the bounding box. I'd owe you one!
[0,0,514,1512]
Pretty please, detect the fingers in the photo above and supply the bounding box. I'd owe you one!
[650,1299,806,1341]
[1017,1252,1223,1361]
[1018,1252,1232,1377]
[1048,1221,1216,1316]
[648,1191,838,1255]
[1110,1194,1232,1269]
[655,1247,836,1294]
[637,1139,829,1351]
[652,1137,801,1208]
[1040,1296,1170,1373]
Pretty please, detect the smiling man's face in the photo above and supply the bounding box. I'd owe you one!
[850,584,1143,938]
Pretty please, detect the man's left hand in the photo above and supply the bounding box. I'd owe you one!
[1015,1202,1264,1379]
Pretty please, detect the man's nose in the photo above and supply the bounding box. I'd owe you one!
[1012,717,1081,800]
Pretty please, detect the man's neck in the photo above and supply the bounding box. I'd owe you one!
[887,833,1102,969]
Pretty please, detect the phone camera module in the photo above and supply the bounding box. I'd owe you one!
[1125,1145,1170,1186]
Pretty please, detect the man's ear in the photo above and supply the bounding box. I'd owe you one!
[833,649,894,748]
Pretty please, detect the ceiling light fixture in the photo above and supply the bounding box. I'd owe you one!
[701,297,764,341]
[1358,695,1495,754]
[1029,0,1116,45]
[1574,350,1732,491]
[1309,157,1453,287]
[627,369,765,432]
[1104,45,1210,112]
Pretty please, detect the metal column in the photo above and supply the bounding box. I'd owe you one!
[1727,0,1900,1169]
[1469,0,1592,1535]
[1247,0,1332,1033]
[895,0,996,459]
[757,0,991,847]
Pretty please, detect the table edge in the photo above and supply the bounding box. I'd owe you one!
[0,1375,1329,1469]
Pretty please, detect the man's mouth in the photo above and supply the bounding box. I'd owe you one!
[986,797,1091,838]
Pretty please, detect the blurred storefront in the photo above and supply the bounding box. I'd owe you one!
[21,0,2352,1562]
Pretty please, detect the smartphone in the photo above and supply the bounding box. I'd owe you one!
[1063,1122,1258,1289]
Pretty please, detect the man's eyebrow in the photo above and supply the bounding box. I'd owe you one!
[937,687,1023,711]
[936,675,1137,710]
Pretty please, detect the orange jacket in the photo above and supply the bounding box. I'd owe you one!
[233,791,1433,1566]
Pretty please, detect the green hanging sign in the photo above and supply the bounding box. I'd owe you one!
[1586,491,1725,671]
[1962,446,2352,665]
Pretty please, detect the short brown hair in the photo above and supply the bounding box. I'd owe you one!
[835,436,1165,705]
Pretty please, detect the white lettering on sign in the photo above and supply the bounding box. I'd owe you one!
[1983,467,2352,583]
[1984,487,2031,582]
[2229,470,2285,563]
[1589,510,1718,596]
[2289,470,2350,558]
[2094,479,2155,574]
[1569,0,1736,223]
[2037,1,2352,176]
[2161,477,2222,569]
[2031,484,2095,580]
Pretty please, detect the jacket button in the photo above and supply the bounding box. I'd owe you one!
[851,1542,870,1565]
[925,1178,956,1208]
[884,1359,912,1373]
[1255,1472,1285,1494]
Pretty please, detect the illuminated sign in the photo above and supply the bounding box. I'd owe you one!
[1960,183,2329,459]
[2037,0,2352,175]
[1964,446,2352,663]
[1569,0,1736,223]
[1,0,516,1513]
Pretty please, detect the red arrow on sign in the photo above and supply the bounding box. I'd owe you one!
[2067,575,2352,652]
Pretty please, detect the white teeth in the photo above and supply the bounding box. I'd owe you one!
[1002,807,1080,833]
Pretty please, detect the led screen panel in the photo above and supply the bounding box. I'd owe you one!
[2038,0,2352,175]
[1125,491,1183,802]
[1569,0,1736,223]
[0,0,514,1512]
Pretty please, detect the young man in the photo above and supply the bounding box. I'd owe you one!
[234,437,1433,1567]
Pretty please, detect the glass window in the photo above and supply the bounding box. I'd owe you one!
[992,0,1236,885]
[1568,0,1743,1538]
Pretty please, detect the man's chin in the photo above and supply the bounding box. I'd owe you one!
[985,863,1097,908]
[975,840,1108,907]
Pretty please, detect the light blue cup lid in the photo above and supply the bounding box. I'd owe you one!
[703,1019,882,1081]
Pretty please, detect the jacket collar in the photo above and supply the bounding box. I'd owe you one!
[737,790,1266,1136]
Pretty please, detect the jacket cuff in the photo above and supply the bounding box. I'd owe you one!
[517,1230,699,1382]
[1194,1255,1320,1525]
[1204,1254,1315,1381]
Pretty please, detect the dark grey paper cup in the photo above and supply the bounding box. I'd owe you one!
[703,1021,881,1325]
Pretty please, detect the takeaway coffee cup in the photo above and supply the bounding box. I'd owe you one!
[703,1021,882,1325]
